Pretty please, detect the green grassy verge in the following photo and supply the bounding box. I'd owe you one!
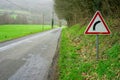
[59,24,120,80]
[0,25,52,42]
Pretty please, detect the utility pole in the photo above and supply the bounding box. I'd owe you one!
[42,13,44,31]
[51,11,54,29]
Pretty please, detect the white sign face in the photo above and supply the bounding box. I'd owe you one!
[85,11,111,35]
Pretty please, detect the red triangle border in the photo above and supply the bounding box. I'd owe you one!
[85,11,111,35]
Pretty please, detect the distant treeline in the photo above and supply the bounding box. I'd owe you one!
[0,13,27,24]
[0,13,42,24]
[54,0,120,26]
[0,13,55,25]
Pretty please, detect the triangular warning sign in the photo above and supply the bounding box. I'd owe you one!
[85,11,111,35]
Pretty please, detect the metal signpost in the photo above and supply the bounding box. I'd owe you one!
[96,34,99,60]
[85,11,111,60]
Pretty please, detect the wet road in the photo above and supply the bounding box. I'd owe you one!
[0,28,61,80]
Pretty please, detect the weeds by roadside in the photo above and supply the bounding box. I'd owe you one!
[59,24,120,80]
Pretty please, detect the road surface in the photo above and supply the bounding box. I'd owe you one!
[0,28,61,80]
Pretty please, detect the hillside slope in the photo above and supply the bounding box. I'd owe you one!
[0,0,53,13]
[59,24,120,80]
[0,0,57,25]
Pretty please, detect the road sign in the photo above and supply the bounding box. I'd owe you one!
[85,11,111,35]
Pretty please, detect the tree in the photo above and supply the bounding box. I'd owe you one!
[0,13,14,24]
[54,0,120,27]
[15,14,28,24]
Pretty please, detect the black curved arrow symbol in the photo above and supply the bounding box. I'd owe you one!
[93,21,101,31]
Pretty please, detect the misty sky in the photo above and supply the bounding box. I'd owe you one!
[0,0,54,13]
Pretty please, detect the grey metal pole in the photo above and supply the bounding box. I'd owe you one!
[96,34,99,60]
[42,13,44,31]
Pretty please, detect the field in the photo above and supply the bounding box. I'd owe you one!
[0,25,52,42]
[59,24,120,80]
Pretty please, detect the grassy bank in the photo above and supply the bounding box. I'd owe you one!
[0,25,52,42]
[59,24,120,80]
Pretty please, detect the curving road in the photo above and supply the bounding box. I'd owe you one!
[0,28,61,80]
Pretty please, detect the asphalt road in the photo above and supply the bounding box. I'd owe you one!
[0,28,61,80]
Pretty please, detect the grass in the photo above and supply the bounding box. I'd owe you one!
[0,25,52,42]
[59,24,120,80]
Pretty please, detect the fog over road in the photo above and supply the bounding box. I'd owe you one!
[0,28,61,80]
